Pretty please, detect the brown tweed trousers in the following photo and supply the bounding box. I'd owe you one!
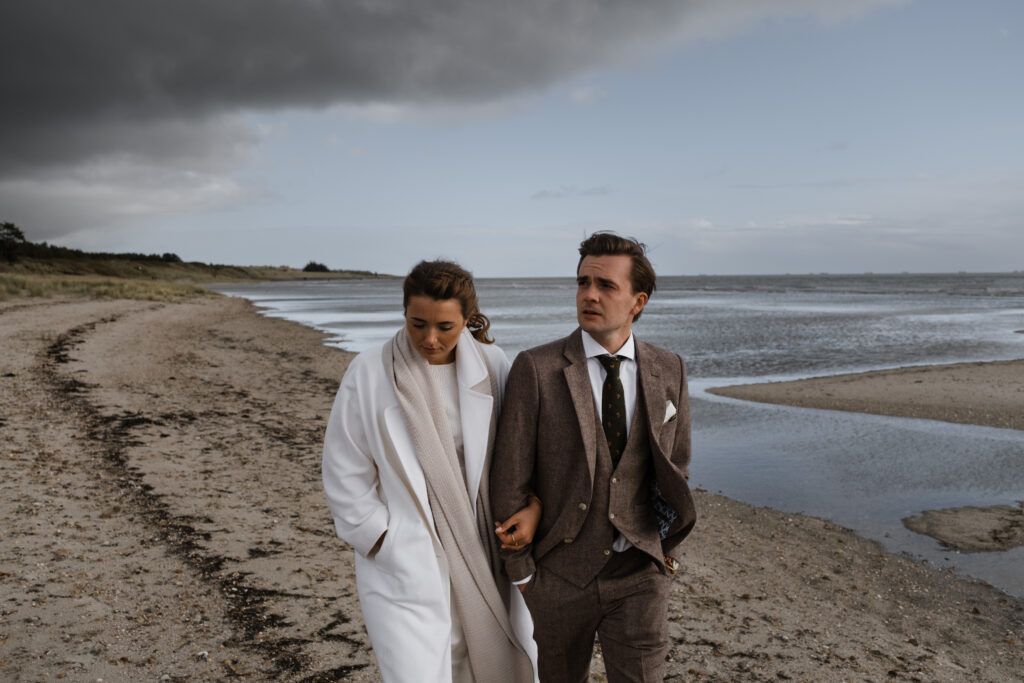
[491,329,696,682]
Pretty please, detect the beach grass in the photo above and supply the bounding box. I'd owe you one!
[0,272,214,302]
[2,256,382,282]
[0,255,391,302]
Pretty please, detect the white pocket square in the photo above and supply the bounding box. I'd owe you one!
[663,401,677,424]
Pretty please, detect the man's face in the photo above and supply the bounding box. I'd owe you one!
[576,254,647,350]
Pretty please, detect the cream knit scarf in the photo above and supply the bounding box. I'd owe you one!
[385,327,533,683]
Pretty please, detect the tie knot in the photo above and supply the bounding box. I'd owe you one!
[598,354,623,375]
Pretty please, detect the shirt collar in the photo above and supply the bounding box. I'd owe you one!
[581,329,636,361]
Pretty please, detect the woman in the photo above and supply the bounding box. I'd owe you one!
[322,260,539,683]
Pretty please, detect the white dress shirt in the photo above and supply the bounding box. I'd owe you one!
[581,330,637,437]
[581,330,636,552]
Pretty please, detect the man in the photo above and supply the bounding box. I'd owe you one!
[491,232,696,682]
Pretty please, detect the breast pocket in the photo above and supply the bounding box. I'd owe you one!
[657,420,677,453]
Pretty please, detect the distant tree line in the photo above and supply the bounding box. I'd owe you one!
[3,221,386,277]
[1,221,181,265]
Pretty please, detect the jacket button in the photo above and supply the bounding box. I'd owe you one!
[603,549,611,556]
[563,537,573,544]
[608,513,616,520]
[611,477,618,484]
[577,503,588,511]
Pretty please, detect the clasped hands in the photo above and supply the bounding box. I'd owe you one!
[494,494,541,550]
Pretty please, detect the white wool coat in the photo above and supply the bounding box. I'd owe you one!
[322,328,537,683]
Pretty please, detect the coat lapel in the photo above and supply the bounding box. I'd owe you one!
[382,404,435,529]
[563,330,598,484]
[456,329,494,517]
[636,340,668,464]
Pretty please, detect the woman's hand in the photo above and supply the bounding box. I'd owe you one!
[494,495,541,550]
[368,530,387,558]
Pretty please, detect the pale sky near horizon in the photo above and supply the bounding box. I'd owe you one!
[2,1,1022,277]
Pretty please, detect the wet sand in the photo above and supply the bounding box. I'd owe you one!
[2,296,1022,681]
[903,504,1024,553]
[707,360,1024,432]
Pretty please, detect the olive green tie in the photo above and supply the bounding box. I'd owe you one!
[597,355,627,465]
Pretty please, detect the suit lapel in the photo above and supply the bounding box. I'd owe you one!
[636,340,668,463]
[562,330,598,484]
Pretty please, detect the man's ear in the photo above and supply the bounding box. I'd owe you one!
[631,292,649,318]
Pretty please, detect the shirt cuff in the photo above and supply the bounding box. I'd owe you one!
[612,534,633,552]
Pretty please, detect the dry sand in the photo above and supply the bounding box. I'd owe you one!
[2,296,1022,681]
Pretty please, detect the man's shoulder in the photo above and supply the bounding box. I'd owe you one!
[636,338,680,362]
[517,331,578,363]
[635,338,687,379]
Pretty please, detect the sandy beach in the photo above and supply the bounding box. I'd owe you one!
[2,295,1023,681]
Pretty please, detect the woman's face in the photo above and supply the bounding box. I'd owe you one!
[405,295,467,365]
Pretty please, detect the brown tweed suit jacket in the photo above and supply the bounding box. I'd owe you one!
[491,329,696,583]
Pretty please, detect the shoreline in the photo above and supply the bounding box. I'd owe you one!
[707,359,1024,432]
[707,362,1024,556]
[1,296,1022,680]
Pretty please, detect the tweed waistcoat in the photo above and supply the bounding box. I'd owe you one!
[543,394,661,588]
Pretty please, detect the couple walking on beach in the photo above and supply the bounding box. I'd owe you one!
[322,232,696,683]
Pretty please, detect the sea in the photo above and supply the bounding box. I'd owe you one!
[212,272,1024,597]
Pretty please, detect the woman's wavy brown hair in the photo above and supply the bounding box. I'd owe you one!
[402,260,493,344]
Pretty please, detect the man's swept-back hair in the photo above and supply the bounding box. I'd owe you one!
[402,259,493,343]
[577,232,656,321]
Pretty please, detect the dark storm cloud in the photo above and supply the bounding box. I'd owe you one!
[1,0,694,174]
[1,0,902,239]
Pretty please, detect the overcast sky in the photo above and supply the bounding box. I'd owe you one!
[2,0,1022,276]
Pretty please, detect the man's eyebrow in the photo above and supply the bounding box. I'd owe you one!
[577,274,617,287]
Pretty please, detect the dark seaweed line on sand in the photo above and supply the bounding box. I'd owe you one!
[39,314,367,681]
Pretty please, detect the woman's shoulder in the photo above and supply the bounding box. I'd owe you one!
[478,337,506,358]
[342,341,388,385]
[473,336,510,370]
